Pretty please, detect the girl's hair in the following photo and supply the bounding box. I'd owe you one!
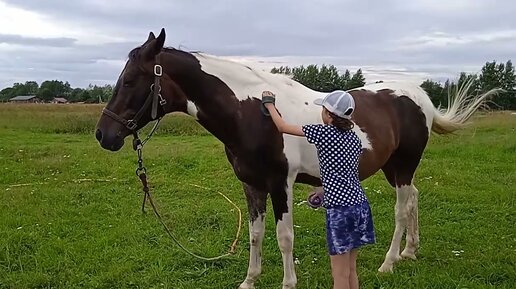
[328,111,354,131]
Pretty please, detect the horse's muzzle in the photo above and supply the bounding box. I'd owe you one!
[95,128,125,151]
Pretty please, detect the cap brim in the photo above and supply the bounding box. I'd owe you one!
[313,98,324,106]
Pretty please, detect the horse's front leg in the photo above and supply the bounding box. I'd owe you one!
[270,173,297,289]
[239,183,267,289]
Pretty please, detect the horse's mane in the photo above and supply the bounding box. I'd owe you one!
[128,45,300,92]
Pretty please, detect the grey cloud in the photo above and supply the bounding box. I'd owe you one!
[1,0,515,88]
[0,34,76,47]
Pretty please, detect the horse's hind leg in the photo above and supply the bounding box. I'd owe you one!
[379,150,425,272]
[401,184,419,260]
[239,183,267,289]
[379,96,428,273]
[270,174,297,289]
[378,165,410,273]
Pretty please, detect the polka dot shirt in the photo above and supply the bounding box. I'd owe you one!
[302,124,367,208]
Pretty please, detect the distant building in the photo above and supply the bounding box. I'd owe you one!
[51,97,69,104]
[9,95,42,103]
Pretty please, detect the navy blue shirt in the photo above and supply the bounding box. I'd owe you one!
[302,124,367,208]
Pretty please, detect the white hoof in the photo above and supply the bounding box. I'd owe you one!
[378,262,394,273]
[281,279,297,289]
[401,250,417,260]
[239,281,255,289]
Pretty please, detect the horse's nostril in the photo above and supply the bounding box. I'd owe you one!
[95,129,103,142]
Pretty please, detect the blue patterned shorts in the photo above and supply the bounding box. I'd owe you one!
[326,201,376,255]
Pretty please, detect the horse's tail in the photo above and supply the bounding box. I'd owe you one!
[431,78,502,135]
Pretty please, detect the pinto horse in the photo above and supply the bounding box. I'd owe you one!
[95,29,497,289]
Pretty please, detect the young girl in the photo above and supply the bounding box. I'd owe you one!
[262,90,375,289]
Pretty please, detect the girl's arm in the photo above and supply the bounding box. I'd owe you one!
[263,91,305,137]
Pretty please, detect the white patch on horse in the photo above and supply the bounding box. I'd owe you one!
[275,171,298,288]
[186,100,199,119]
[195,52,372,176]
[352,125,372,150]
[240,214,266,289]
[379,184,417,273]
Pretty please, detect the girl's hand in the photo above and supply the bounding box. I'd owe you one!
[260,90,305,136]
[261,91,276,108]
[262,91,275,97]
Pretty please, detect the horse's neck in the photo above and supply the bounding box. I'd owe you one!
[160,54,247,147]
[166,53,322,148]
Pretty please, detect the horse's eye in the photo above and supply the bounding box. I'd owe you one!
[123,80,134,87]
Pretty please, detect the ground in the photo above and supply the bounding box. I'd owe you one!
[0,104,515,288]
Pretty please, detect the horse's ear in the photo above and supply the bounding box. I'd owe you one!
[155,28,166,52]
[147,32,156,42]
[141,28,166,60]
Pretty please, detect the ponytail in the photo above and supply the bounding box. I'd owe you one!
[329,111,354,131]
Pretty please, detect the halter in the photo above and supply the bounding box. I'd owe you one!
[102,55,167,131]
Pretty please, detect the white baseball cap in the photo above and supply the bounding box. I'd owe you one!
[314,90,355,119]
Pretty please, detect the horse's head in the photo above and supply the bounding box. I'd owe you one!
[95,28,192,151]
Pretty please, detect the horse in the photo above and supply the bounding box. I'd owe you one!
[95,29,497,289]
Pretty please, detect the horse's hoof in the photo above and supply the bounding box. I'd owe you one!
[401,250,417,260]
[238,281,255,289]
[281,279,297,289]
[378,263,394,273]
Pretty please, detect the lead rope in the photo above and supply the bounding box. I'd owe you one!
[133,123,242,261]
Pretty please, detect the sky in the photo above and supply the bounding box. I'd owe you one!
[0,0,515,89]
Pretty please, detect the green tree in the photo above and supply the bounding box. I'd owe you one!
[69,88,85,102]
[24,81,39,95]
[271,64,364,92]
[500,60,516,110]
[341,70,351,88]
[0,87,14,101]
[10,83,31,97]
[347,69,366,90]
[421,79,446,107]
[479,61,502,91]
[87,84,113,103]
[76,90,91,102]
[38,80,71,101]
[502,60,516,90]
[38,88,54,101]
[479,61,511,109]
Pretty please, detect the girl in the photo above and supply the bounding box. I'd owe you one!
[262,90,375,289]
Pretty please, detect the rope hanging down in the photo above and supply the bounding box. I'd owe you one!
[133,122,242,261]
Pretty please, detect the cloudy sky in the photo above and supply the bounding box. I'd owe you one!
[0,0,514,89]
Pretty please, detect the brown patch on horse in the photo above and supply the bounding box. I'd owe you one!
[226,98,290,221]
[381,95,429,187]
[347,88,400,180]
[295,173,321,186]
[347,88,429,187]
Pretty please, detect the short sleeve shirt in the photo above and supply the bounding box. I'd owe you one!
[302,124,367,208]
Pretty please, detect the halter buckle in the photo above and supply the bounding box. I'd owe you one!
[127,120,138,130]
[154,65,163,77]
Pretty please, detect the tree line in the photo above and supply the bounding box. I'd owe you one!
[1,60,514,109]
[271,60,515,110]
[0,81,113,103]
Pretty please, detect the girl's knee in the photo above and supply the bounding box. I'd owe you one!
[349,262,357,274]
[331,253,352,278]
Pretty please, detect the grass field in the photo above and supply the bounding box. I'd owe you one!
[0,104,515,289]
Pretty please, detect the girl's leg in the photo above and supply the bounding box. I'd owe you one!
[349,249,359,289]
[330,252,351,289]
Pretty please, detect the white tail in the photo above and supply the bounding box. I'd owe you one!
[432,78,502,134]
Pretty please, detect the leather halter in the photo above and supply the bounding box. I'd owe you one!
[102,55,166,131]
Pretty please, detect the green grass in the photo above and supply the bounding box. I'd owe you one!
[0,104,515,289]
